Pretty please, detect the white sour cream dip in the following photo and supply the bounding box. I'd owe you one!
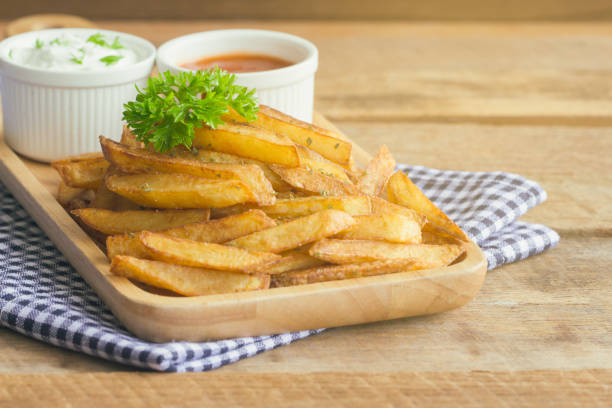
[7,32,139,71]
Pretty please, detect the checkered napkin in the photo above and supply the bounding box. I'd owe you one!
[0,166,558,372]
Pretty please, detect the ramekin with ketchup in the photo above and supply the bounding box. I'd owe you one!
[156,29,318,122]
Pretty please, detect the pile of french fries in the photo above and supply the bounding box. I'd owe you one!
[51,105,469,297]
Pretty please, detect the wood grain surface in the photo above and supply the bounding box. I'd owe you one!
[0,20,611,406]
[4,0,612,20]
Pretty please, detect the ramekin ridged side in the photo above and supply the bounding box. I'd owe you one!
[1,77,147,161]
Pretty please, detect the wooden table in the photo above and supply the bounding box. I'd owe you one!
[1,21,610,406]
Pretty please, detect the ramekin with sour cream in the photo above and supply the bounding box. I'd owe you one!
[0,28,155,162]
[156,29,319,123]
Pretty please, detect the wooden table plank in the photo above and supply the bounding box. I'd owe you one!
[1,370,610,407]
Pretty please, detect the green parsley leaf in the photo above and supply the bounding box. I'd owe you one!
[35,39,44,49]
[100,55,124,66]
[50,38,68,46]
[122,68,259,153]
[87,33,106,47]
[70,55,83,64]
[8,49,13,59]
[109,36,124,49]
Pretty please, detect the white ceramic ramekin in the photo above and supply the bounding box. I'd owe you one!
[157,29,318,123]
[0,28,155,162]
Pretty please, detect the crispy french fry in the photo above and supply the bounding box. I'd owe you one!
[261,195,371,218]
[57,181,89,207]
[111,256,270,296]
[106,209,277,259]
[310,239,465,266]
[71,208,210,235]
[91,182,141,211]
[335,213,422,243]
[51,153,109,189]
[193,122,300,167]
[295,145,350,181]
[261,249,327,275]
[421,229,464,245]
[387,171,468,241]
[269,165,358,196]
[100,137,275,205]
[371,196,427,227]
[176,149,292,192]
[227,105,352,167]
[271,259,426,287]
[227,210,356,253]
[357,145,395,196]
[139,231,281,272]
[121,126,144,148]
[106,173,254,208]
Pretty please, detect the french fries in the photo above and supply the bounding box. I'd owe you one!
[53,102,474,297]
[271,259,426,287]
[310,239,465,266]
[269,165,358,196]
[100,136,275,205]
[265,250,327,275]
[227,210,356,253]
[51,153,109,189]
[387,171,468,241]
[260,195,372,218]
[370,196,427,227]
[106,209,276,260]
[193,122,301,167]
[357,145,395,196]
[111,256,270,296]
[335,213,422,243]
[71,208,210,235]
[229,105,352,167]
[105,173,255,209]
[139,231,281,272]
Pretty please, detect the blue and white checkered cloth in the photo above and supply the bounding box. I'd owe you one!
[0,166,559,372]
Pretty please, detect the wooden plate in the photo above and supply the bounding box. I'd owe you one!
[0,113,487,342]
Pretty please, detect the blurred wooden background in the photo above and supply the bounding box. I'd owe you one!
[4,0,612,20]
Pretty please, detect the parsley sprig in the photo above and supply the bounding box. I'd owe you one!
[122,68,258,153]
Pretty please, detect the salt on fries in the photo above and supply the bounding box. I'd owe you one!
[51,104,469,297]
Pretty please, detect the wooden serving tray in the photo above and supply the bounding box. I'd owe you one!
[0,113,487,342]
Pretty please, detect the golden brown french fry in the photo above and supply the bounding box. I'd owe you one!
[357,145,395,196]
[387,171,468,241]
[51,153,109,189]
[262,249,327,275]
[139,231,281,272]
[105,173,254,209]
[227,105,352,167]
[71,208,210,235]
[57,181,89,207]
[261,195,371,218]
[271,259,426,287]
[421,229,463,245]
[106,209,277,260]
[335,213,422,244]
[269,165,358,196]
[310,239,465,266]
[193,122,300,167]
[111,256,270,296]
[100,137,275,205]
[175,149,292,192]
[370,196,427,227]
[227,210,356,253]
[295,145,350,181]
[91,182,141,211]
[121,126,144,148]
